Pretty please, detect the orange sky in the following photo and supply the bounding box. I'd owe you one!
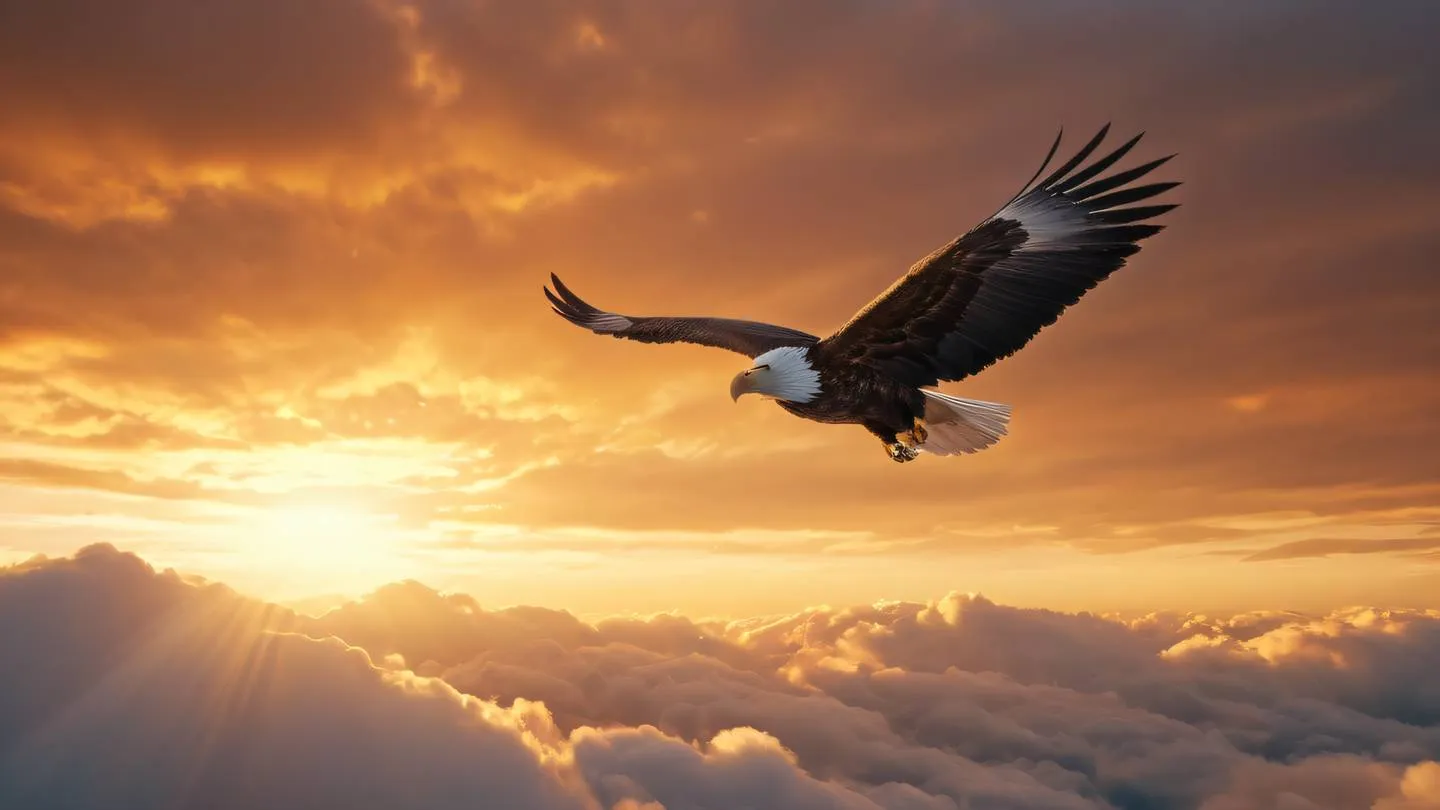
[1,0,1437,617]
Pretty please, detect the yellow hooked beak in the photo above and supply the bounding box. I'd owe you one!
[730,369,758,402]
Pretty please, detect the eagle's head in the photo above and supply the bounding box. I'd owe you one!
[729,346,822,404]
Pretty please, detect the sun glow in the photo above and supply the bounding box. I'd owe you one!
[246,504,415,597]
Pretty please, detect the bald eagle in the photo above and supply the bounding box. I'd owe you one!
[545,125,1179,463]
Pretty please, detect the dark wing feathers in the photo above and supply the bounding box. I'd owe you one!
[544,273,818,358]
[818,124,1179,387]
[543,125,1175,381]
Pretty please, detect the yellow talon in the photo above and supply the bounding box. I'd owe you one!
[887,442,919,463]
[898,419,927,447]
[911,419,928,445]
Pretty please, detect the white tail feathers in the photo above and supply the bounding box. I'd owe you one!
[917,391,1012,456]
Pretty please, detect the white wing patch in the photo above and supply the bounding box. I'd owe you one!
[995,194,1089,254]
[584,313,633,333]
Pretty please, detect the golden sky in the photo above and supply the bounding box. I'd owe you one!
[1,0,1437,616]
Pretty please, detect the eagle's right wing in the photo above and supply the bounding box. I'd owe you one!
[818,125,1180,387]
[544,274,820,359]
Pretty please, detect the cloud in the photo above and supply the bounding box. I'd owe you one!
[0,457,211,500]
[369,578,1440,808]
[0,0,418,152]
[1243,537,1440,562]
[1195,755,1409,810]
[12,545,1440,809]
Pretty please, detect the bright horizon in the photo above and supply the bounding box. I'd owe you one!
[12,532,1438,624]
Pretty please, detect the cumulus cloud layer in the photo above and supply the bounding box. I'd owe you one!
[4,545,1440,809]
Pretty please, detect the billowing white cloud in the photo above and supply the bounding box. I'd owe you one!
[4,544,1440,809]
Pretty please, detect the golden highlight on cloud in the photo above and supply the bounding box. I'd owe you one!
[5,546,1440,809]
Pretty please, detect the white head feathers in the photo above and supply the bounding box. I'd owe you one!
[745,346,822,403]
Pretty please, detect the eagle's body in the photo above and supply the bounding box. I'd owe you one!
[761,344,924,427]
[773,349,922,431]
[545,125,1179,462]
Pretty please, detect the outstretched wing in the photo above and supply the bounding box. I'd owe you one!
[818,124,1180,387]
[544,273,819,359]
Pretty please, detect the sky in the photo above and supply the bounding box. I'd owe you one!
[1,0,1439,617]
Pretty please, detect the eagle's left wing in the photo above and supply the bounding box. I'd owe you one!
[817,125,1180,387]
[545,274,820,358]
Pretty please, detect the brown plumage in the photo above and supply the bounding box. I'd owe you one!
[545,124,1179,463]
